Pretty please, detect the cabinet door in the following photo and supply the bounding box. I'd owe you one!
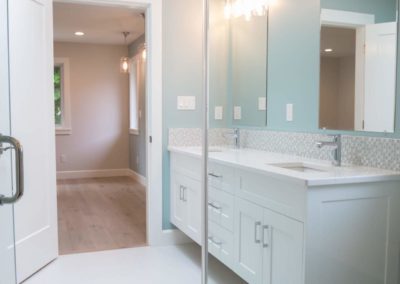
[262,209,304,284]
[170,171,187,228]
[185,176,202,243]
[234,198,264,284]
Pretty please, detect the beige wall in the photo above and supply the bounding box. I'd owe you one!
[54,42,130,172]
[320,56,355,130]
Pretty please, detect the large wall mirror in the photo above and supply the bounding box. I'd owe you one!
[319,0,398,133]
[209,0,268,127]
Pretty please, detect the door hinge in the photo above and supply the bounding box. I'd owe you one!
[362,120,365,130]
[149,136,152,143]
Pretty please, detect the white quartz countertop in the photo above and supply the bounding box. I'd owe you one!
[168,146,400,187]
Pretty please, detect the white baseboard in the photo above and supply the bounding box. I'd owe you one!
[156,229,193,246]
[125,169,147,186]
[57,168,143,180]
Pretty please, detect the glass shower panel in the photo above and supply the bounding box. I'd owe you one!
[0,0,17,283]
[206,0,269,283]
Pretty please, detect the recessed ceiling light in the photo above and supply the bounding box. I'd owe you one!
[74,31,85,36]
[324,48,333,53]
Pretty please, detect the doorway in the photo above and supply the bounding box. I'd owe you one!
[52,2,148,255]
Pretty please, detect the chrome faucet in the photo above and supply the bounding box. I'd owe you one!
[224,128,241,149]
[233,128,240,149]
[316,134,342,166]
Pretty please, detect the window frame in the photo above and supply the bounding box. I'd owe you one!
[54,57,72,135]
[129,54,142,135]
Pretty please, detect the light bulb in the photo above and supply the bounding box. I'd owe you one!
[120,57,129,73]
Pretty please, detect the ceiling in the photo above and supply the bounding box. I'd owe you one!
[320,26,356,58]
[53,3,145,45]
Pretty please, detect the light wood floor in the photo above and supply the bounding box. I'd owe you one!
[57,176,146,255]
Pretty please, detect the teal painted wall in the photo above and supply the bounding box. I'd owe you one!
[162,0,400,229]
[321,0,397,23]
[163,0,204,229]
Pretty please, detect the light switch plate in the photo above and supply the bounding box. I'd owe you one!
[177,96,196,110]
[234,106,242,120]
[215,106,223,120]
[258,97,266,110]
[286,104,293,121]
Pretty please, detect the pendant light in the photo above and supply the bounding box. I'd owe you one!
[224,0,275,21]
[120,32,130,73]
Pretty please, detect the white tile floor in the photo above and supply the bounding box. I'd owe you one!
[24,244,245,284]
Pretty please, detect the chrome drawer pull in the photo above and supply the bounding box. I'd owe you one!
[208,236,222,246]
[208,201,221,210]
[208,172,223,179]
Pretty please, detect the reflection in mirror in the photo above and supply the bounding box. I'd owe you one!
[230,14,268,126]
[209,0,268,127]
[319,0,398,133]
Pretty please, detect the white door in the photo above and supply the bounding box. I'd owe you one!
[262,209,304,284]
[0,0,18,282]
[6,0,58,282]
[364,22,397,133]
[234,198,264,284]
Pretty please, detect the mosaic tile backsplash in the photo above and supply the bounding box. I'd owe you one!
[169,128,400,171]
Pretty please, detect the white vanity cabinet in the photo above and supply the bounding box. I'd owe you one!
[235,193,304,284]
[169,148,400,284]
[170,153,202,244]
[170,152,305,284]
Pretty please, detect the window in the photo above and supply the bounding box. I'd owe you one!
[129,56,141,135]
[54,58,71,135]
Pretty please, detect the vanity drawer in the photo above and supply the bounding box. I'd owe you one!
[208,220,235,269]
[208,187,234,232]
[171,152,201,181]
[208,162,237,194]
[237,169,307,222]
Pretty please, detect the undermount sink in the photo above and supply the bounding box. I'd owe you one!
[208,147,224,153]
[267,162,329,173]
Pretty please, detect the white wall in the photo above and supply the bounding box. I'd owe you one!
[54,42,130,172]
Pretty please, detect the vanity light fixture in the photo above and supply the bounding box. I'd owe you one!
[224,0,275,21]
[324,48,333,53]
[74,31,85,36]
[120,32,130,73]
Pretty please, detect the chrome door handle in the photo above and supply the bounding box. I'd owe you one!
[0,135,24,205]
[262,225,271,248]
[179,185,184,201]
[180,185,187,202]
[254,221,262,244]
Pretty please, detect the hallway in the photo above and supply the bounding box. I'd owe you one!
[57,176,146,255]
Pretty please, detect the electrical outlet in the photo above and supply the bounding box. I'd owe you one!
[177,96,196,110]
[60,154,67,163]
[234,106,242,120]
[258,97,266,111]
[215,106,223,120]
[286,104,293,121]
